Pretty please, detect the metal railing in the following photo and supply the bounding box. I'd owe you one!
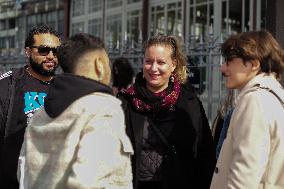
[186,33,227,124]
[0,33,228,124]
[107,33,228,124]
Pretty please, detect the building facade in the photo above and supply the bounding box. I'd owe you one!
[0,0,19,63]
[0,0,283,122]
[68,0,276,122]
[68,0,271,46]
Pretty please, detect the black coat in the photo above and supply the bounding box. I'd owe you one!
[119,85,216,189]
[0,67,27,188]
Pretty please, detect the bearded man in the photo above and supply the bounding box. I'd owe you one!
[0,24,61,189]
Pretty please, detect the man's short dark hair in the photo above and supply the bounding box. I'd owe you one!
[25,24,60,48]
[57,33,106,73]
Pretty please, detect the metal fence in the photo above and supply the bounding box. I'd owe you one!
[107,34,227,124]
[186,33,227,124]
[0,34,227,125]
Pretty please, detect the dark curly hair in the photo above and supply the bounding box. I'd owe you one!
[57,33,106,73]
[25,24,60,48]
[112,57,134,90]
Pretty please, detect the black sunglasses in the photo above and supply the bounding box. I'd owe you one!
[30,45,58,56]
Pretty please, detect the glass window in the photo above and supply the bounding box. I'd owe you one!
[47,11,56,22]
[8,18,15,29]
[196,0,207,3]
[88,0,102,13]
[222,0,248,35]
[72,22,84,35]
[47,11,57,29]
[88,18,102,37]
[221,0,228,34]
[0,37,5,49]
[27,15,36,30]
[127,0,141,3]
[0,20,5,30]
[107,0,122,8]
[150,2,182,36]
[42,13,47,23]
[189,6,194,35]
[189,1,214,37]
[243,0,250,31]
[57,10,64,37]
[59,10,64,20]
[0,36,15,49]
[195,5,207,36]
[8,36,15,48]
[167,2,182,35]
[72,0,85,17]
[260,0,267,29]
[209,3,213,27]
[155,11,164,34]
[127,10,141,42]
[150,5,165,35]
[190,0,214,5]
[106,14,122,48]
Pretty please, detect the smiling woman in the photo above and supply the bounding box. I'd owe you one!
[117,34,216,189]
[143,45,176,93]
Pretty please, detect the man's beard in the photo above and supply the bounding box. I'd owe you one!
[29,57,57,77]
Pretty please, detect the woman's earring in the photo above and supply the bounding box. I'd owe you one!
[170,75,174,82]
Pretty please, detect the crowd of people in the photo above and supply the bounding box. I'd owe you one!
[0,24,283,189]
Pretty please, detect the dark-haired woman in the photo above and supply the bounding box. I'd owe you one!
[210,30,284,189]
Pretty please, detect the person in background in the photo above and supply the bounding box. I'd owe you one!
[118,34,215,189]
[210,30,284,189]
[211,89,235,158]
[112,57,134,95]
[0,24,61,189]
[18,33,133,189]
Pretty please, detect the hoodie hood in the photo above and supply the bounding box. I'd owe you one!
[45,73,113,118]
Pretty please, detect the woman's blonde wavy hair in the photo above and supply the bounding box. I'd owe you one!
[143,34,188,84]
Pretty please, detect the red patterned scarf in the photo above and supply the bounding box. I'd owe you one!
[120,72,181,113]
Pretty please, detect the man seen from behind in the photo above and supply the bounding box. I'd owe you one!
[18,33,133,189]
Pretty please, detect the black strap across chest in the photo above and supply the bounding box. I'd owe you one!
[147,118,177,155]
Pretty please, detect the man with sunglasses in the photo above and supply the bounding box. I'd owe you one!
[0,24,61,188]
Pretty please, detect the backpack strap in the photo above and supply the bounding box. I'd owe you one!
[255,85,284,107]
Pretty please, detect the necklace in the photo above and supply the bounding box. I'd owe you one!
[26,67,53,84]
